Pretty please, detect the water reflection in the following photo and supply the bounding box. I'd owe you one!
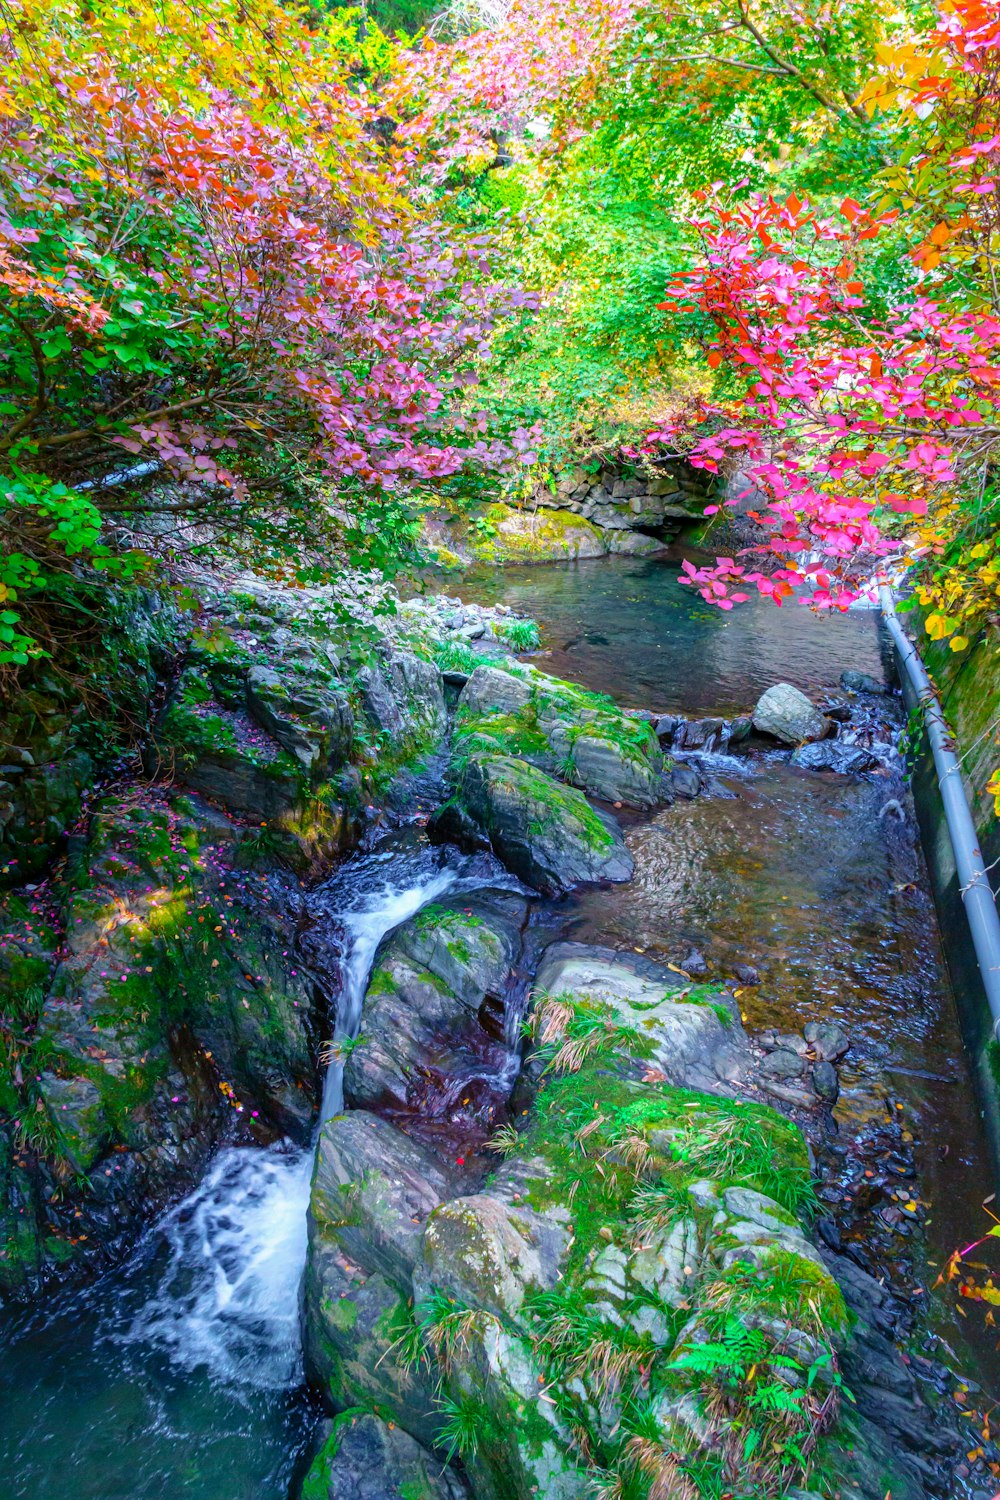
[454,552,885,715]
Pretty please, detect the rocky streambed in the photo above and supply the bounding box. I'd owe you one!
[1,557,997,1500]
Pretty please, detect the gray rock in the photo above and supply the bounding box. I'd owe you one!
[548,723,661,808]
[304,1254,441,1449]
[358,662,409,742]
[532,943,749,1091]
[803,1021,850,1062]
[840,669,886,695]
[320,1413,468,1500]
[344,891,525,1112]
[418,1189,569,1326]
[752,683,828,744]
[457,665,534,719]
[758,1048,807,1080]
[669,763,702,799]
[629,1218,701,1309]
[604,530,668,556]
[431,754,634,895]
[790,741,878,774]
[246,665,352,772]
[38,1073,106,1172]
[673,717,726,750]
[812,1060,840,1103]
[385,652,448,746]
[309,1112,454,1285]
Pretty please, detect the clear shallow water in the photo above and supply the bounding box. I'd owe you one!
[455,551,885,715]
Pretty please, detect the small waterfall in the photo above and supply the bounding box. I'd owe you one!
[118,1145,313,1389]
[122,834,503,1388]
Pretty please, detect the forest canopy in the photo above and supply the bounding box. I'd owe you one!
[2,0,1000,660]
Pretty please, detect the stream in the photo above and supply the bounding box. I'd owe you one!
[1,551,997,1497]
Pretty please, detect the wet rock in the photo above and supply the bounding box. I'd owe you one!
[430,754,634,896]
[803,1021,850,1062]
[811,1060,840,1103]
[841,669,886,695]
[456,664,670,810]
[315,1413,469,1500]
[758,1078,822,1110]
[652,713,681,740]
[790,740,878,775]
[549,724,662,808]
[679,947,708,976]
[36,1074,106,1173]
[733,963,760,986]
[669,763,702,799]
[728,715,753,744]
[344,891,525,1115]
[310,1112,454,1285]
[531,943,749,1091]
[673,717,726,750]
[304,1254,442,1449]
[751,683,828,744]
[759,1048,807,1080]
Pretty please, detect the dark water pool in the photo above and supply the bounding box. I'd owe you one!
[454,551,886,715]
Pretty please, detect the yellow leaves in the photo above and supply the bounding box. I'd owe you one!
[924,611,952,640]
[949,635,970,653]
[988,770,1000,820]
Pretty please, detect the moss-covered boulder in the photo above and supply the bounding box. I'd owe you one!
[303,943,849,1500]
[303,1411,469,1500]
[531,943,748,1092]
[0,787,323,1296]
[344,893,526,1119]
[452,663,672,810]
[431,754,634,895]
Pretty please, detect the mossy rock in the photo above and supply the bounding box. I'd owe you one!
[430,754,633,896]
[465,503,607,566]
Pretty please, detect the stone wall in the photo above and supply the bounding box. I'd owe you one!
[536,458,716,539]
[901,617,1000,1163]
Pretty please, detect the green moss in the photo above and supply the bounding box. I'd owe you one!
[299,1408,370,1500]
[323,1293,360,1332]
[367,965,398,998]
[466,503,606,565]
[454,708,552,763]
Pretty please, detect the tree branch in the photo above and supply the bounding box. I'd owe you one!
[0,315,48,450]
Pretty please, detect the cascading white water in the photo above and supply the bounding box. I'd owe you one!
[121,838,482,1390]
[119,1145,313,1388]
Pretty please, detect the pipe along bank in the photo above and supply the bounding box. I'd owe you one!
[880,582,1000,1162]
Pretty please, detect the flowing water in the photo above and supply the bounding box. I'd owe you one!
[2,549,997,1496]
[0,837,498,1500]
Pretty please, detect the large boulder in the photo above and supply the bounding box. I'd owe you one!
[310,1112,455,1286]
[305,1413,469,1500]
[245,665,353,773]
[752,683,828,744]
[430,754,634,895]
[455,665,669,810]
[531,943,748,1092]
[344,892,526,1121]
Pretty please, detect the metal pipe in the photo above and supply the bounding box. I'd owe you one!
[879,582,1000,1040]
